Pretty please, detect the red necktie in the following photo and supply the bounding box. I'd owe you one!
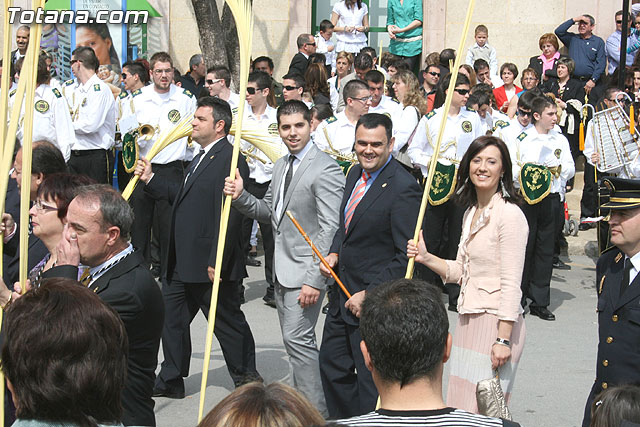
[345,171,370,231]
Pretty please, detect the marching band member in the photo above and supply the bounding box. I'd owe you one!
[408,72,483,311]
[62,46,115,184]
[129,52,197,271]
[314,79,371,158]
[509,96,574,321]
[9,56,73,162]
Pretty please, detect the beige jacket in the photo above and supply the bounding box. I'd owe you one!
[445,193,528,321]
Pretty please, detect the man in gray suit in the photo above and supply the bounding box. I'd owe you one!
[224,100,345,415]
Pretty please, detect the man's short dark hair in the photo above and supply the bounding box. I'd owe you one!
[248,70,272,91]
[354,52,374,71]
[71,46,99,72]
[360,279,448,385]
[364,70,384,85]
[74,184,134,242]
[356,113,393,143]
[319,19,334,33]
[208,65,231,88]
[252,56,274,71]
[31,141,68,177]
[473,58,490,73]
[197,96,233,135]
[467,91,490,109]
[1,278,128,424]
[360,46,377,59]
[122,61,149,84]
[282,73,306,89]
[149,51,173,70]
[277,100,311,125]
[439,48,456,67]
[531,95,556,122]
[424,63,440,74]
[441,72,470,91]
[343,79,369,104]
[518,89,542,111]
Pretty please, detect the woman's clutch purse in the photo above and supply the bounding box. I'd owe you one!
[476,370,512,420]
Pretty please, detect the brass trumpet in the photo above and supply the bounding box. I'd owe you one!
[123,123,157,145]
[548,165,562,178]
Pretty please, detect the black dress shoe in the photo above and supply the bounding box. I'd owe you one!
[553,259,571,270]
[529,306,556,321]
[578,222,597,231]
[246,255,261,267]
[152,385,185,399]
[262,294,276,308]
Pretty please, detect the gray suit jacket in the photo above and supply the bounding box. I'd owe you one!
[234,143,345,289]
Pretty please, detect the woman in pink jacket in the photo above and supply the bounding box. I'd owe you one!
[408,135,528,413]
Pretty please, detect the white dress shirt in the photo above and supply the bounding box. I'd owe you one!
[9,83,74,161]
[313,111,356,156]
[408,106,483,176]
[63,73,116,151]
[275,141,314,218]
[132,84,197,164]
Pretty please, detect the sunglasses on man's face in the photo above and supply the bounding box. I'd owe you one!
[283,85,300,91]
[617,20,623,24]
[517,109,532,117]
[121,73,128,80]
[246,86,264,95]
[454,88,470,96]
[306,42,316,47]
[428,71,440,77]
[206,79,223,85]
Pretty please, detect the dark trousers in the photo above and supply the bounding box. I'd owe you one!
[156,274,260,389]
[130,161,184,272]
[554,197,565,259]
[68,149,113,184]
[421,198,465,306]
[521,193,560,308]
[319,311,377,419]
[242,179,274,287]
[580,163,597,219]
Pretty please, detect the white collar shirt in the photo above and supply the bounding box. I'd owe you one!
[312,110,356,156]
[275,141,314,218]
[10,83,73,161]
[64,74,116,150]
[132,84,197,164]
[407,106,483,176]
[240,104,285,183]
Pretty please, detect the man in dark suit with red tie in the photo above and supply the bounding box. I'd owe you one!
[135,96,261,399]
[318,113,422,419]
[582,177,640,426]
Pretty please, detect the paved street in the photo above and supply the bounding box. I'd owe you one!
[153,251,601,427]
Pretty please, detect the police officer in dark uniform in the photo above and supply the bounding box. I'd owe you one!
[582,177,640,427]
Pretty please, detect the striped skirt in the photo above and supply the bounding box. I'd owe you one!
[446,312,526,413]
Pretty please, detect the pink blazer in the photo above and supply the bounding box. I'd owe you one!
[445,193,528,321]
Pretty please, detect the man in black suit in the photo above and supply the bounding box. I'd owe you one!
[582,177,640,426]
[318,113,422,418]
[136,96,261,398]
[288,33,316,77]
[48,184,164,427]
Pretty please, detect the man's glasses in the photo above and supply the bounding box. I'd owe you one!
[34,200,59,213]
[206,79,223,85]
[351,95,373,103]
[70,59,81,65]
[306,42,316,46]
[517,109,532,117]
[246,87,265,94]
[617,20,623,24]
[454,88,470,96]
[428,71,440,77]
[283,85,300,91]
[121,73,128,80]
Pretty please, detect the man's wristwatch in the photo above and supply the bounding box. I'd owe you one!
[495,337,510,347]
